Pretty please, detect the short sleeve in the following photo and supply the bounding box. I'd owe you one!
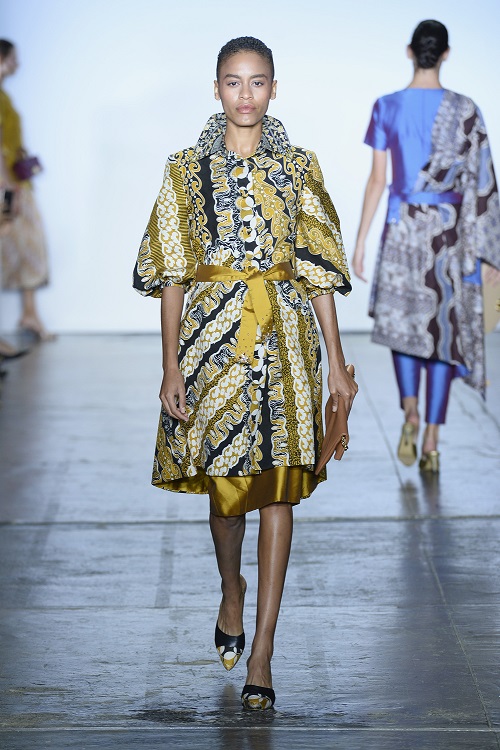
[364,99,388,151]
[133,156,196,297]
[295,152,351,300]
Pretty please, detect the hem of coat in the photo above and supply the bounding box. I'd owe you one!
[370,331,470,370]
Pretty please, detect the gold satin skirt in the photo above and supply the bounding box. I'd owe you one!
[208,466,320,516]
[155,465,322,517]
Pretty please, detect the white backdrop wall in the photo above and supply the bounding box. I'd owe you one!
[1,0,499,333]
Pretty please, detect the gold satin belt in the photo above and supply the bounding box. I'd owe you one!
[196,261,295,364]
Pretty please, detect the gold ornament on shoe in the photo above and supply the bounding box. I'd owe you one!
[215,624,245,671]
[241,684,276,710]
[419,450,440,473]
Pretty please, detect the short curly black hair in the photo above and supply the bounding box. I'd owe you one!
[216,37,274,81]
[0,39,14,61]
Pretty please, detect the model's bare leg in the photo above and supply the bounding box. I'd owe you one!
[402,395,419,428]
[210,513,246,635]
[20,289,54,341]
[422,424,439,453]
[246,502,293,688]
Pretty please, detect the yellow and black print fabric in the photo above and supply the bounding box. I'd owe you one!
[134,114,351,507]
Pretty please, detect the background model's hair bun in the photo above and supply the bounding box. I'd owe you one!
[410,20,449,69]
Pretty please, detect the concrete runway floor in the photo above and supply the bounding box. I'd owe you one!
[0,332,499,749]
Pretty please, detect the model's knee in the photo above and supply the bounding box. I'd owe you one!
[259,502,293,522]
[210,512,245,531]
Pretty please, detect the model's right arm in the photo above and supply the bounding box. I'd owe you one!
[0,126,6,182]
[352,149,387,282]
[0,93,12,184]
[0,124,11,185]
[0,124,17,223]
[133,156,195,420]
[159,284,188,421]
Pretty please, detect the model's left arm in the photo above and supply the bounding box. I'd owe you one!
[311,293,358,415]
[295,152,357,413]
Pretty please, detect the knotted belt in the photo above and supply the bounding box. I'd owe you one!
[195,261,295,364]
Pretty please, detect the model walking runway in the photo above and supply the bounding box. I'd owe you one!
[0,333,499,748]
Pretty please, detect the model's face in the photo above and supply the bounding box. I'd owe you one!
[214,51,276,129]
[1,48,19,77]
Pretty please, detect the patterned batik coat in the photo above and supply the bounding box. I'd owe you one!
[370,91,500,395]
[133,114,351,515]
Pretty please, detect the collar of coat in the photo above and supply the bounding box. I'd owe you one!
[193,113,291,159]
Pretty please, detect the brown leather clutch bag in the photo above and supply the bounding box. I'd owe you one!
[314,364,356,475]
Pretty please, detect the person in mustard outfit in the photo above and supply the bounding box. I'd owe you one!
[133,37,357,710]
[0,39,52,341]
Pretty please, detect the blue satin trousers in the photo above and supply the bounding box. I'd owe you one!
[392,351,454,425]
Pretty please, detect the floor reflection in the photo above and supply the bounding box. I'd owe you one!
[418,472,441,515]
[216,683,276,749]
[134,683,276,748]
[399,473,442,518]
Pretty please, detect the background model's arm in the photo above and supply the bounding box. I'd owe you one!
[0,126,12,186]
[311,293,358,414]
[159,285,188,421]
[352,149,387,282]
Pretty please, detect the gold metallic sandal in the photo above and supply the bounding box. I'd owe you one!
[419,450,440,473]
[397,422,418,466]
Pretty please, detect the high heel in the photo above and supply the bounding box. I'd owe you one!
[419,450,440,473]
[0,347,29,361]
[0,337,30,360]
[19,318,56,342]
[215,575,246,671]
[241,684,275,710]
[215,624,245,671]
[397,422,418,466]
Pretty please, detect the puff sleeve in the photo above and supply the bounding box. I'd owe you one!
[133,156,196,297]
[295,152,351,300]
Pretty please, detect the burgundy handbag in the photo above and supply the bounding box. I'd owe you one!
[12,155,42,181]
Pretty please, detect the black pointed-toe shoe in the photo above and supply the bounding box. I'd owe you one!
[241,684,276,710]
[215,623,245,671]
